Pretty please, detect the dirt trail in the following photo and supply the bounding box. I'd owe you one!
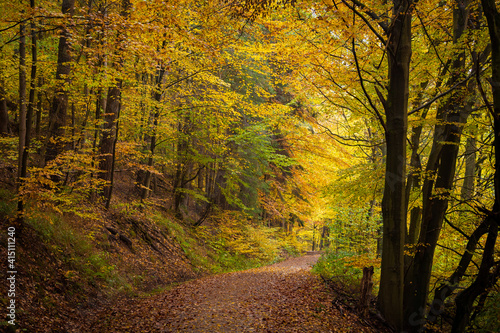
[70,255,383,333]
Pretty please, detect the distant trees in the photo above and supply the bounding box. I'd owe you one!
[1,0,305,233]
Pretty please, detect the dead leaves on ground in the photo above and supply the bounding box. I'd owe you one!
[67,255,386,333]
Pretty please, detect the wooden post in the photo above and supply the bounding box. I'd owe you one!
[360,266,374,317]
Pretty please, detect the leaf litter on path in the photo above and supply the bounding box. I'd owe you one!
[68,255,386,332]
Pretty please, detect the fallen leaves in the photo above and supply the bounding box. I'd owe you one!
[64,255,389,333]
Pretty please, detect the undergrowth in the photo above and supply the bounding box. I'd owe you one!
[26,211,128,291]
[1,186,305,309]
[152,210,303,274]
[312,250,381,293]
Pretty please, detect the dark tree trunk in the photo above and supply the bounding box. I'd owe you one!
[427,215,492,325]
[451,211,498,332]
[141,66,165,199]
[99,85,121,205]
[404,2,473,330]
[45,0,75,164]
[98,0,129,207]
[319,225,329,250]
[0,82,9,135]
[173,112,195,216]
[448,0,500,331]
[359,266,374,318]
[173,142,188,216]
[460,136,476,201]
[378,1,412,330]
[17,21,27,214]
[18,0,37,215]
[35,77,42,138]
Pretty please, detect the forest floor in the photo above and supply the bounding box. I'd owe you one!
[65,254,391,333]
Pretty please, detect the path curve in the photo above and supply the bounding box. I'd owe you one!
[71,255,381,332]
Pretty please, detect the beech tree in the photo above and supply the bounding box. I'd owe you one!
[45,0,75,164]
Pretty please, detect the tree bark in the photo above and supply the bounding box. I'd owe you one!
[17,21,27,214]
[427,215,492,325]
[451,211,498,332]
[0,81,9,135]
[141,65,165,199]
[99,85,121,204]
[378,1,412,330]
[45,0,75,164]
[18,0,38,215]
[448,0,500,331]
[404,2,472,330]
[173,112,195,216]
[460,136,476,201]
[360,266,374,318]
[35,77,42,138]
[98,0,130,207]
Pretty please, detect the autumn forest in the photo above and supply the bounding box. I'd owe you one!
[1,0,500,332]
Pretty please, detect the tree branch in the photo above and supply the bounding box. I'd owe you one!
[352,39,386,132]
[341,0,387,45]
[408,72,475,116]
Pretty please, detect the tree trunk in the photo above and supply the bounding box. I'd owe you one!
[450,1,500,331]
[460,136,476,201]
[141,65,165,199]
[98,0,129,207]
[17,21,27,214]
[18,0,37,216]
[173,112,194,216]
[451,211,498,332]
[0,81,9,135]
[45,0,75,164]
[404,2,472,329]
[35,77,42,138]
[427,215,492,325]
[99,85,121,204]
[378,1,412,330]
[360,266,374,318]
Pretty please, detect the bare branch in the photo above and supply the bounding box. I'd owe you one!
[408,72,475,116]
[341,0,387,44]
[352,39,386,132]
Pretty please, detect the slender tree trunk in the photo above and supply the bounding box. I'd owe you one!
[427,214,492,325]
[404,78,444,249]
[404,3,472,329]
[173,113,193,216]
[451,210,498,332]
[141,66,165,199]
[461,136,476,201]
[35,77,42,138]
[18,0,37,214]
[45,0,75,164]
[17,21,27,215]
[99,85,121,203]
[378,1,412,330]
[0,81,9,135]
[448,0,500,331]
[98,0,129,206]
[76,85,91,149]
[404,97,428,250]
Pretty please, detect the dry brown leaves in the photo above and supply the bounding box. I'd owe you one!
[67,255,386,333]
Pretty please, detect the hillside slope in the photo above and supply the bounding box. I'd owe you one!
[0,167,304,332]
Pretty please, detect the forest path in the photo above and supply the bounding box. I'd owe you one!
[70,255,382,333]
